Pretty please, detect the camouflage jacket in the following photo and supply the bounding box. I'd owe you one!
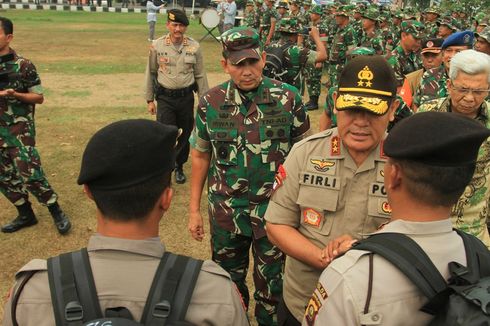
[381,27,395,52]
[328,23,358,63]
[391,25,401,49]
[304,19,328,51]
[425,21,439,38]
[243,9,259,29]
[413,65,447,108]
[351,19,363,39]
[190,77,311,237]
[386,45,422,86]
[359,29,386,55]
[0,49,43,148]
[260,6,278,28]
[289,11,308,31]
[418,97,490,247]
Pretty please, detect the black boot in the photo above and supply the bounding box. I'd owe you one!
[48,202,71,235]
[305,96,319,111]
[1,202,38,233]
[175,165,186,184]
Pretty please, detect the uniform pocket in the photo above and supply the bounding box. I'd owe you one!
[259,124,291,164]
[210,129,238,166]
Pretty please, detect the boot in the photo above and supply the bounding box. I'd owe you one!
[175,165,186,184]
[305,96,319,111]
[48,202,71,235]
[1,202,38,233]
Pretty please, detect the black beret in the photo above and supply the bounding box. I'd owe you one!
[385,112,490,166]
[168,9,189,26]
[78,119,178,190]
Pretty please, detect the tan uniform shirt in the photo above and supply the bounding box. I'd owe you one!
[303,219,467,326]
[2,235,249,326]
[264,128,389,321]
[405,68,424,96]
[144,34,209,101]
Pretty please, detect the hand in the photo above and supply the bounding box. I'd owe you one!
[0,89,15,98]
[188,210,205,241]
[321,234,356,264]
[309,26,320,38]
[315,62,322,69]
[147,101,156,115]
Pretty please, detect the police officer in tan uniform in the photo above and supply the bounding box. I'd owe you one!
[2,119,248,326]
[145,9,209,184]
[304,112,490,325]
[264,55,400,326]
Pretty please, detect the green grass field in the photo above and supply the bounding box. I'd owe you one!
[0,9,323,323]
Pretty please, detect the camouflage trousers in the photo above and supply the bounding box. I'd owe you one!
[0,145,57,207]
[327,63,344,89]
[305,64,323,98]
[211,219,284,326]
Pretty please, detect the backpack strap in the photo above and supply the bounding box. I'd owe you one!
[352,233,447,299]
[11,270,37,326]
[141,252,203,326]
[47,249,102,326]
[453,229,490,282]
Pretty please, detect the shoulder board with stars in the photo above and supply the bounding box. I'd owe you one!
[331,135,341,156]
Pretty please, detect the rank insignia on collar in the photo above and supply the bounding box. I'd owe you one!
[331,136,341,156]
[272,164,287,192]
[310,158,335,172]
[303,208,322,227]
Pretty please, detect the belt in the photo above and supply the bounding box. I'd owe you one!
[157,84,196,98]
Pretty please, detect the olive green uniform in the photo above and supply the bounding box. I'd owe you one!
[264,128,390,322]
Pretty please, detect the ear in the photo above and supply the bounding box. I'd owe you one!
[388,98,400,122]
[6,34,13,43]
[386,160,402,191]
[260,51,267,64]
[159,186,173,211]
[332,91,338,114]
[221,57,229,74]
[83,184,94,201]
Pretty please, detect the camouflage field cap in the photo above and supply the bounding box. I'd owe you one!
[221,27,262,64]
[437,15,458,30]
[278,17,300,33]
[336,55,397,116]
[421,38,443,54]
[379,12,390,23]
[424,6,440,15]
[401,20,426,39]
[310,5,323,15]
[290,0,301,5]
[335,5,350,16]
[402,7,417,20]
[362,7,380,21]
[277,1,288,9]
[392,9,402,19]
[246,0,254,6]
[348,47,376,58]
[303,1,311,7]
[475,26,490,43]
[478,16,490,27]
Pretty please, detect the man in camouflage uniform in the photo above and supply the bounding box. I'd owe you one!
[413,31,473,109]
[386,20,425,88]
[475,26,490,56]
[379,12,395,52]
[303,5,328,111]
[359,7,385,55]
[0,17,71,235]
[188,27,311,326]
[264,18,326,93]
[243,0,259,29]
[327,6,358,88]
[351,5,363,38]
[438,15,458,39]
[418,49,490,248]
[272,1,289,42]
[260,0,278,46]
[254,0,264,29]
[288,0,307,32]
[391,9,403,47]
[424,6,440,38]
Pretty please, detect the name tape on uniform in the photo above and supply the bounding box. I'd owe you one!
[300,172,340,190]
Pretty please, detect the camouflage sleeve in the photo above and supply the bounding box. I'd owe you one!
[386,55,403,86]
[290,90,311,143]
[19,59,43,95]
[346,29,357,50]
[325,87,336,118]
[190,95,211,153]
[303,48,317,67]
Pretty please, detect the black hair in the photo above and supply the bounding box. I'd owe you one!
[0,17,13,35]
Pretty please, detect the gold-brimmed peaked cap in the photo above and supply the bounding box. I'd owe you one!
[336,55,397,115]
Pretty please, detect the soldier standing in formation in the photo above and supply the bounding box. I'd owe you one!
[0,16,71,235]
[259,0,277,46]
[359,7,385,55]
[144,9,209,185]
[188,27,311,326]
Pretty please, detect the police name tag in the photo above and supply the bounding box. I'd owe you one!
[370,182,387,197]
[300,172,340,190]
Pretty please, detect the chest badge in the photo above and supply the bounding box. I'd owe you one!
[310,159,335,172]
[303,208,322,227]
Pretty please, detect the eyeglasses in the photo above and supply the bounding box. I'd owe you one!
[450,82,490,97]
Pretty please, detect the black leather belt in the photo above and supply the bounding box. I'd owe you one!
[157,84,196,98]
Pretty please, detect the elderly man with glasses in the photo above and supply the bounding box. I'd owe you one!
[419,49,490,248]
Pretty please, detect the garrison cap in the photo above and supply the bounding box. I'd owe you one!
[421,38,443,54]
[78,119,178,190]
[336,55,397,116]
[167,9,189,26]
[476,26,490,43]
[385,112,490,166]
[441,30,474,49]
[221,27,262,64]
[401,20,426,39]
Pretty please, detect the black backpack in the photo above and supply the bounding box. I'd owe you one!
[352,229,490,325]
[45,249,203,326]
[263,43,292,83]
